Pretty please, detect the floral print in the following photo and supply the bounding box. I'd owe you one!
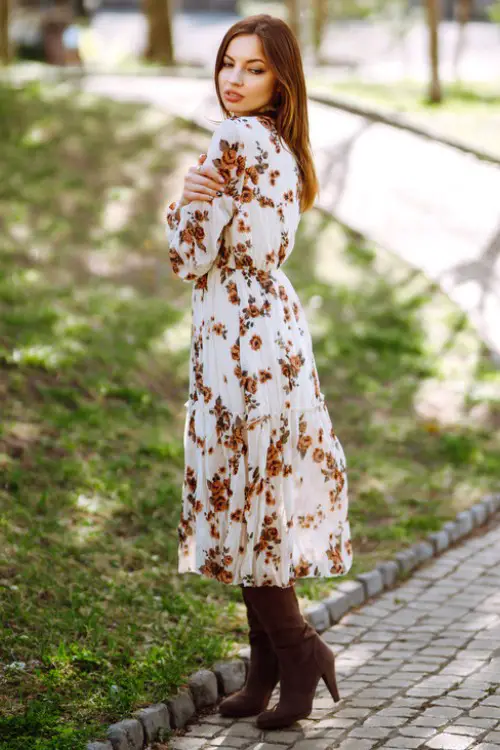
[165,114,352,587]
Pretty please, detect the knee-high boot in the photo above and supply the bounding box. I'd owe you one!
[244,584,340,730]
[218,585,280,717]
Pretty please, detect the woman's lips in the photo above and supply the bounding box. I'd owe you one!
[224,91,244,102]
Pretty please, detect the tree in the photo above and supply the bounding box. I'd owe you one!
[143,0,174,66]
[426,0,442,102]
[0,0,12,64]
[285,0,301,46]
[312,0,328,65]
[453,0,473,80]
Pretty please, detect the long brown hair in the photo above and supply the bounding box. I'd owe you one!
[213,14,319,213]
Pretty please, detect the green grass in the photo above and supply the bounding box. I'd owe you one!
[308,78,500,157]
[1,79,499,748]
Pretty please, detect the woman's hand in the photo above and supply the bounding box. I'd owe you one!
[179,153,226,207]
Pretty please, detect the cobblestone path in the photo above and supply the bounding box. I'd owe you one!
[170,521,500,750]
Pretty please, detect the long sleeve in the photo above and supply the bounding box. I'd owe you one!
[165,118,247,283]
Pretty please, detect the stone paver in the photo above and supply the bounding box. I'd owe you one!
[168,521,500,750]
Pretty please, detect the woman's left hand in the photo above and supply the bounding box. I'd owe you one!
[179,153,226,207]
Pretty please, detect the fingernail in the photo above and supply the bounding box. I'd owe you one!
[216,191,222,197]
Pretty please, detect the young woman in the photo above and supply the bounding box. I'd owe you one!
[165,14,352,731]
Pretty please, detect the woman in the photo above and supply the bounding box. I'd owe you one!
[165,14,352,731]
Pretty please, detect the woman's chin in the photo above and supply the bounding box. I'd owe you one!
[233,106,271,117]
[229,104,248,114]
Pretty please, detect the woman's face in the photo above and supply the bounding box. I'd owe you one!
[218,34,277,116]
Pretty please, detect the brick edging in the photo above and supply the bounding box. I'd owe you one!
[86,492,500,749]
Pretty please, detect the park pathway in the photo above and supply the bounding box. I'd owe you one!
[81,74,500,362]
[169,520,500,750]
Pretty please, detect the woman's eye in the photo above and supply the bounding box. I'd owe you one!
[222,62,264,75]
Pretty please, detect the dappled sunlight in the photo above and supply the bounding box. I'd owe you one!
[8,220,35,245]
[151,308,192,355]
[12,342,84,369]
[100,187,137,234]
[1,79,499,746]
[4,421,41,446]
[27,243,53,263]
[75,492,106,514]
[85,247,157,277]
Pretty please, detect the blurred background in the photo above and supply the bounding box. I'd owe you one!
[1,2,500,749]
[3,0,500,86]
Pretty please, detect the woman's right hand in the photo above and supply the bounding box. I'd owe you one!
[179,154,226,206]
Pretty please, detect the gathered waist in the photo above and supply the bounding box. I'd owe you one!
[209,263,287,282]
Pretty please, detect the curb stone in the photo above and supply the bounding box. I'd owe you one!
[411,540,434,564]
[131,703,170,744]
[85,497,500,747]
[335,579,366,608]
[212,659,246,696]
[188,669,219,710]
[356,569,384,598]
[323,589,351,623]
[393,547,418,574]
[106,718,144,750]
[427,529,450,553]
[442,519,461,542]
[455,510,474,538]
[167,689,196,730]
[376,560,399,588]
[470,501,488,526]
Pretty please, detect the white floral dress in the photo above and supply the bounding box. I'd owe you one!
[165,113,352,587]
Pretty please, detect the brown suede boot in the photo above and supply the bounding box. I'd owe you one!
[218,585,280,717]
[245,584,340,730]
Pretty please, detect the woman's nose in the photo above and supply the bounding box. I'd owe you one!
[228,68,244,85]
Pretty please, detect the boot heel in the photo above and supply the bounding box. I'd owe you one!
[322,668,340,702]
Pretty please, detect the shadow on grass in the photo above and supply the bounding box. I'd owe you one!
[0,80,499,749]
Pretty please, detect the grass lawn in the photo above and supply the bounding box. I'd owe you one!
[308,78,500,158]
[1,79,499,749]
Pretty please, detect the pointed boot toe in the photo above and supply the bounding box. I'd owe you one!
[218,633,279,717]
[255,630,340,729]
[219,676,278,718]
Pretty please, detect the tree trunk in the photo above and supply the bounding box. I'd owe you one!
[453,0,472,80]
[0,0,11,64]
[312,0,328,65]
[74,0,90,19]
[426,0,442,103]
[285,0,300,46]
[143,0,174,66]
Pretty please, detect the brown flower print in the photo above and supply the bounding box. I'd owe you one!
[250,334,262,350]
[165,115,352,587]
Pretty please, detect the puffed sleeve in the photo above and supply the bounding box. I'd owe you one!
[165,118,246,282]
